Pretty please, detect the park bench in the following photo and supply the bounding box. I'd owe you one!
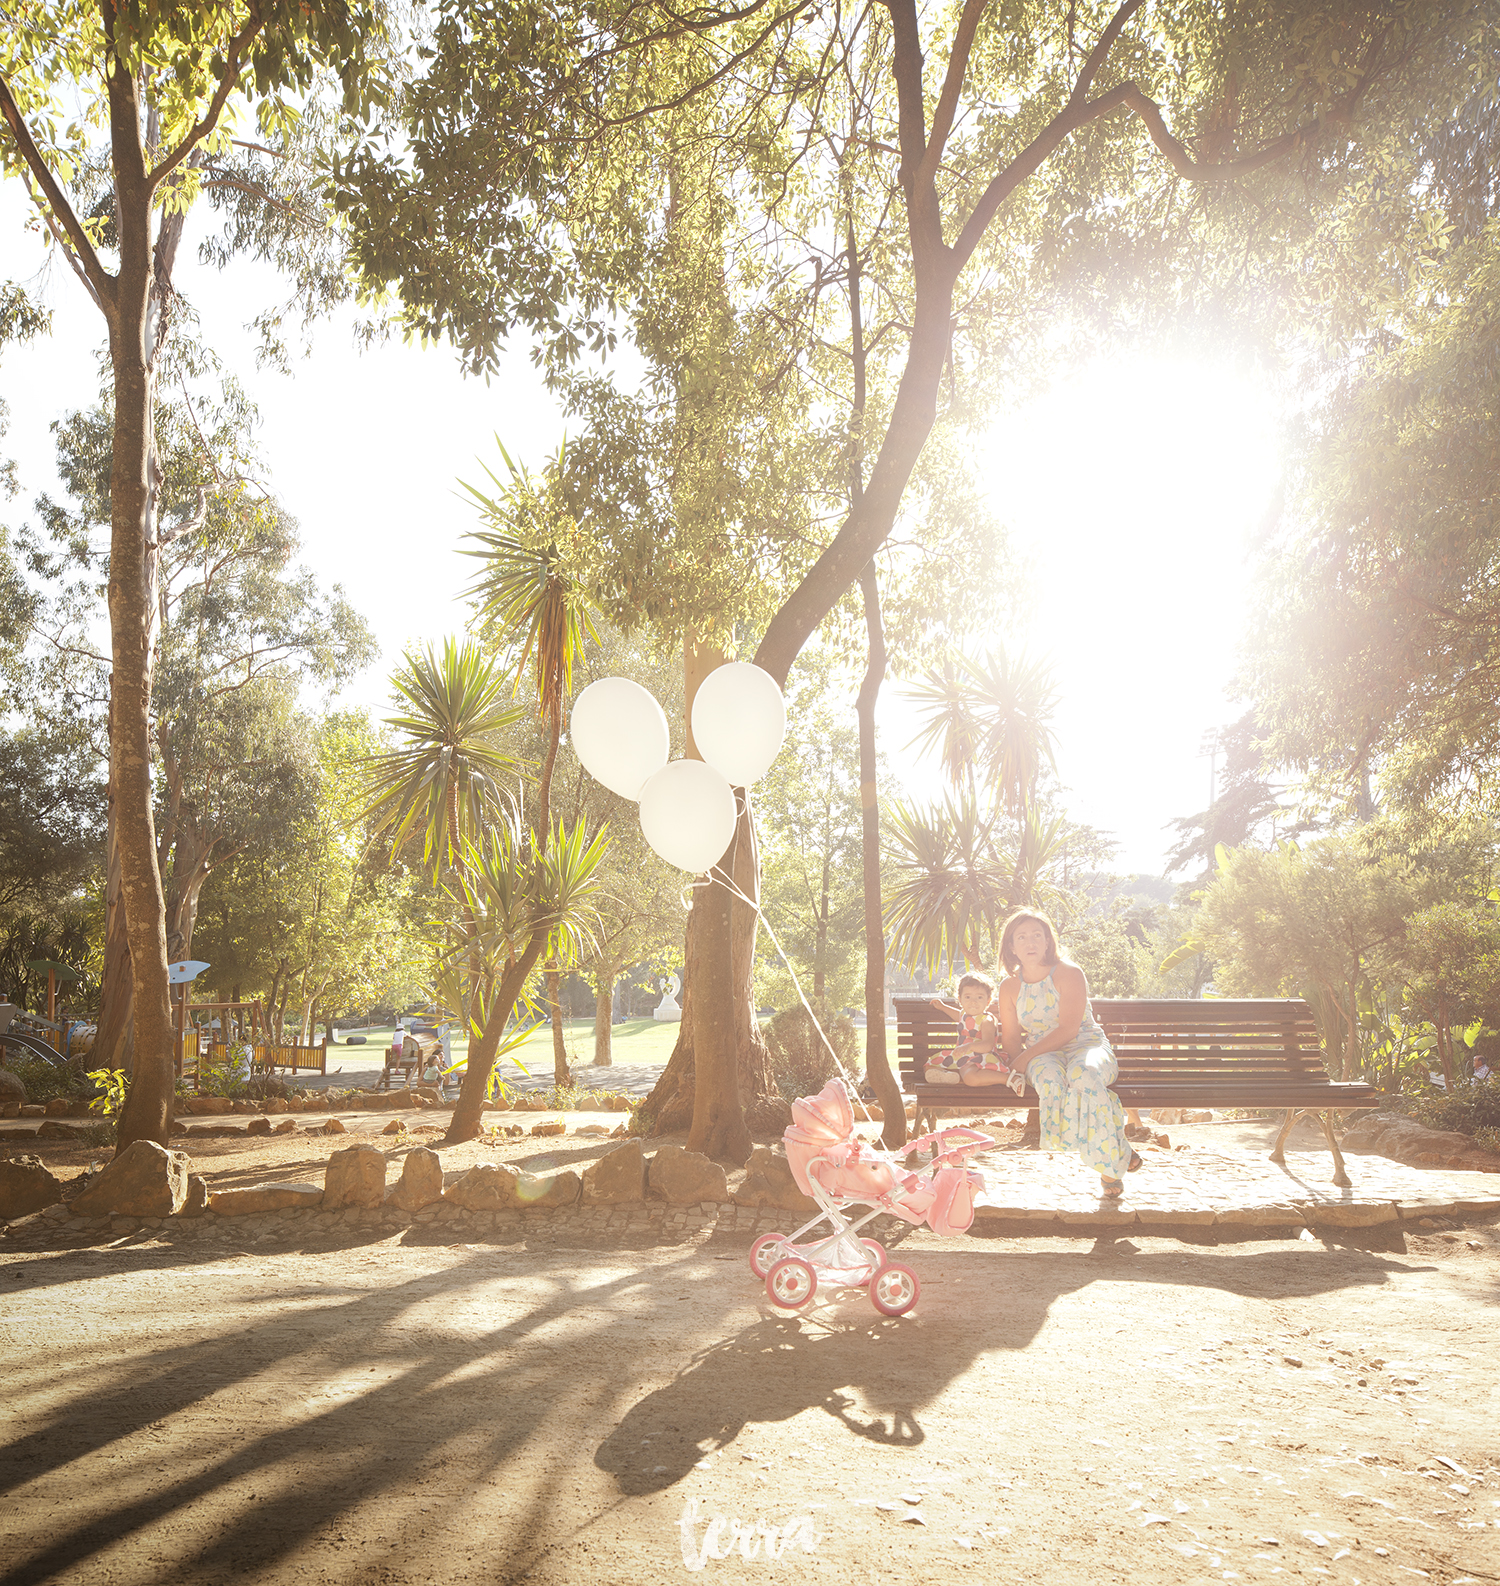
[894,994,1381,1186]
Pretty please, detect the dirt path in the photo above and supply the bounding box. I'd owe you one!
[2,1205,1497,1586]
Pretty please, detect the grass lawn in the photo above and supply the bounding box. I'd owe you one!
[326,1014,901,1079]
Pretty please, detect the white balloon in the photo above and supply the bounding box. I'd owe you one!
[637,760,738,873]
[689,662,787,786]
[569,677,670,800]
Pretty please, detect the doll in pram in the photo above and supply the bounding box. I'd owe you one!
[749,1077,991,1316]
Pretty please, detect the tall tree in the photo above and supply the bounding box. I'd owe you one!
[28,372,373,1067]
[335,0,1472,1157]
[0,0,384,1150]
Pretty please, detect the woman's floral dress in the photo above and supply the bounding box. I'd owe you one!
[1017,972,1131,1180]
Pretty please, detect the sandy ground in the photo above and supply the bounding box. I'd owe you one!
[2,1112,1499,1586]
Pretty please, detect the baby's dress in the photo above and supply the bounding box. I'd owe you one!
[930,1011,980,1071]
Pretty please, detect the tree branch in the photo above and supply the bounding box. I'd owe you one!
[886,0,929,197]
[0,69,116,313]
[148,14,264,188]
[1067,0,1146,108]
[916,0,990,185]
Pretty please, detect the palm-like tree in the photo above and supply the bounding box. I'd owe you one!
[444,802,609,1142]
[463,443,602,1084]
[906,646,1058,817]
[358,639,524,879]
[890,644,1064,974]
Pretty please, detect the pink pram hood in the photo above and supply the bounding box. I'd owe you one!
[782,1078,987,1236]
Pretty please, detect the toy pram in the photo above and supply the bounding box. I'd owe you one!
[749,1078,991,1317]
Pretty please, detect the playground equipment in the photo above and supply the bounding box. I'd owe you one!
[749,1078,991,1317]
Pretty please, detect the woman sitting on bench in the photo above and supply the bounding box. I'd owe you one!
[988,908,1140,1199]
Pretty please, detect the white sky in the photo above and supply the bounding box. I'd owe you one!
[0,185,1279,877]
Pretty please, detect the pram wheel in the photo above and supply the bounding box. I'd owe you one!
[748,1234,784,1279]
[765,1257,818,1310]
[870,1263,920,1317]
[858,1238,888,1279]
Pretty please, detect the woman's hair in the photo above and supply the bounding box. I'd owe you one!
[998,909,1063,975]
[955,971,996,998]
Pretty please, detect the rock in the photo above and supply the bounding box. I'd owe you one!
[187,1096,231,1116]
[210,1182,323,1216]
[1183,1110,1214,1123]
[37,1120,83,1139]
[264,1097,288,1114]
[1305,1201,1399,1228]
[231,1099,257,1114]
[517,1170,580,1209]
[0,1154,64,1219]
[273,1118,295,1134]
[1343,1112,1500,1172]
[321,1117,347,1135]
[731,1146,818,1213]
[1153,1133,1171,1148]
[650,1143,729,1204]
[1152,1108,1183,1125]
[581,1139,647,1205]
[18,1104,43,1117]
[0,1068,25,1107]
[381,1119,405,1135]
[610,1124,628,1138]
[44,1097,72,1116]
[575,1123,608,1137]
[179,1174,209,1217]
[322,1145,388,1209]
[246,1117,272,1136]
[445,1162,522,1210]
[71,1141,191,1218]
[531,1121,566,1137]
[387,1147,444,1211]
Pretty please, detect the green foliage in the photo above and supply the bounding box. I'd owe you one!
[764,1001,859,1104]
[198,1042,252,1098]
[357,639,524,880]
[1394,1080,1500,1146]
[3,1053,83,1106]
[85,1066,128,1118]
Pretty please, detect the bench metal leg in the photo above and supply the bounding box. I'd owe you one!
[1320,1110,1352,1189]
[1269,1107,1305,1165]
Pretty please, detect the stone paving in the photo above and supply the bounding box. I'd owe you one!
[965,1138,1500,1228]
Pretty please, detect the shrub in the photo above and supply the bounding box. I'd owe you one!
[765,1001,860,1102]
[4,1054,88,1106]
[198,1042,251,1097]
[1395,1079,1500,1141]
[86,1067,129,1118]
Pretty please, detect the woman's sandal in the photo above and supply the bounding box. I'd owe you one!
[1100,1176,1124,1198]
[1127,1151,1143,1172]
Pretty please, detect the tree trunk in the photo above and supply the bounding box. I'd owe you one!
[108,62,182,1155]
[447,932,550,1141]
[592,970,615,1066]
[94,790,135,1073]
[547,964,569,1087]
[857,561,905,1148]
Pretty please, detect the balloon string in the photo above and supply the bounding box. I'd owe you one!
[707,864,877,1126]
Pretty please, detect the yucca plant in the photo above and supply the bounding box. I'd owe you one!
[463,441,603,1084]
[357,639,524,879]
[443,801,610,1143]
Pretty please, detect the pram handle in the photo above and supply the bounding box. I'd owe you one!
[904,1125,992,1164]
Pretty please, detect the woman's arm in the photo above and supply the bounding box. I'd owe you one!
[1012,964,1088,1071]
[994,981,1024,1063]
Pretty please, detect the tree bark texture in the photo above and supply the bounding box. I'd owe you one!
[857,561,905,1147]
[107,58,180,1155]
[592,971,615,1066]
[94,792,134,1074]
[447,932,549,1142]
[547,964,569,1086]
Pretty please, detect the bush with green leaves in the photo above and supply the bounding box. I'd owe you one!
[198,1042,252,1098]
[86,1067,129,1118]
[765,1001,859,1102]
[1394,1078,1500,1151]
[3,1054,88,1106]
